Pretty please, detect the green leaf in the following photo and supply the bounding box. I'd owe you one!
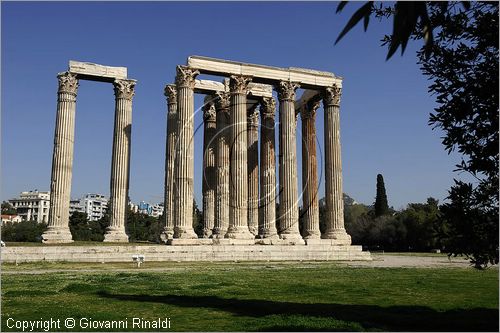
[335,1,373,44]
[336,1,349,14]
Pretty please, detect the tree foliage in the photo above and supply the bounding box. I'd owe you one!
[345,197,440,252]
[374,174,389,217]
[1,201,17,215]
[1,220,47,242]
[126,209,161,242]
[336,2,499,268]
[69,211,109,241]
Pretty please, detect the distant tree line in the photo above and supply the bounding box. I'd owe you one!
[1,199,204,243]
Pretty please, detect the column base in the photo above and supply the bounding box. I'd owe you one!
[202,228,213,239]
[210,230,227,239]
[225,226,254,239]
[248,226,258,236]
[174,227,198,239]
[41,227,74,244]
[321,229,352,245]
[279,232,305,245]
[256,231,279,239]
[303,231,321,239]
[159,228,174,243]
[103,228,129,243]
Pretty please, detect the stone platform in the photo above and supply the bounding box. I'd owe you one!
[0,244,371,263]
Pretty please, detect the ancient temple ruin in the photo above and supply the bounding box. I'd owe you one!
[39,57,370,261]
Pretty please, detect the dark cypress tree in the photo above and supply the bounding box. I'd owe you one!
[374,174,389,217]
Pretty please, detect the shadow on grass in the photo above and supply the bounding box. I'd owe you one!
[98,291,498,331]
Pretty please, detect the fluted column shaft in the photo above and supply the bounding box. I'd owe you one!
[247,107,259,236]
[277,81,303,242]
[258,97,279,239]
[212,92,230,238]
[323,85,351,244]
[173,66,199,239]
[105,79,136,242]
[160,85,177,242]
[43,72,79,243]
[226,75,253,239]
[202,98,217,238]
[301,99,321,239]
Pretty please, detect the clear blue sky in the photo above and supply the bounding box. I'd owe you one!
[1,2,468,209]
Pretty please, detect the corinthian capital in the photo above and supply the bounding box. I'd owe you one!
[229,75,252,94]
[323,84,342,106]
[277,81,300,101]
[175,66,199,89]
[57,72,79,95]
[215,91,230,111]
[203,100,217,123]
[114,79,136,100]
[247,106,259,127]
[301,98,321,120]
[164,84,177,104]
[260,97,276,120]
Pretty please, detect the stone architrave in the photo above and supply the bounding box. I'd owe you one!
[258,97,279,239]
[104,79,136,242]
[173,66,199,239]
[160,84,177,242]
[247,105,259,236]
[226,75,254,239]
[277,81,304,243]
[42,72,79,243]
[322,85,351,244]
[300,98,321,239]
[202,97,217,238]
[212,92,231,238]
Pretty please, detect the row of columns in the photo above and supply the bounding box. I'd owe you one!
[42,72,135,243]
[162,66,351,244]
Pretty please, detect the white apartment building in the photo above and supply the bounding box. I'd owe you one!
[9,190,50,223]
[69,199,85,215]
[80,194,108,221]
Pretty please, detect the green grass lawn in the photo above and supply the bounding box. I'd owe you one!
[1,262,498,331]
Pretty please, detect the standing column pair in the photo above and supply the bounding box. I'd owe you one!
[43,72,135,243]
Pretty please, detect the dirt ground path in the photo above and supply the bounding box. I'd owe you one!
[341,253,474,268]
[2,253,490,275]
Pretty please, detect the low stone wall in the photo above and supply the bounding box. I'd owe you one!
[0,244,371,263]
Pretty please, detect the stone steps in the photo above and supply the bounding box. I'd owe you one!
[0,245,371,263]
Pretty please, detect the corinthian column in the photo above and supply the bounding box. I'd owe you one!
[42,72,79,243]
[202,97,217,238]
[322,85,351,244]
[277,81,304,243]
[212,92,230,238]
[301,98,321,239]
[104,79,136,242]
[247,106,259,236]
[258,97,279,239]
[160,84,177,242]
[173,66,199,239]
[226,75,254,239]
